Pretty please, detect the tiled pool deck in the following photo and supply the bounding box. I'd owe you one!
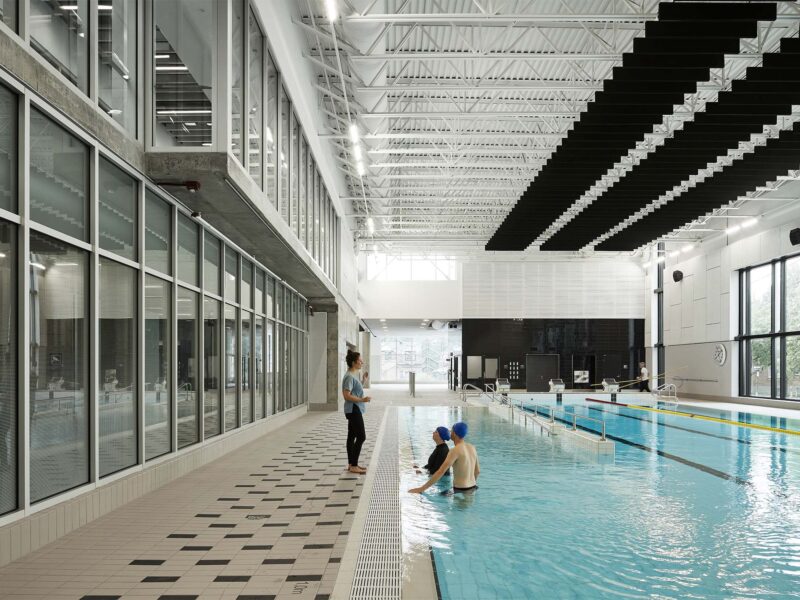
[1,384,796,600]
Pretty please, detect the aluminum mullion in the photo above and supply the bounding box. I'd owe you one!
[19,95,30,513]
[90,147,99,484]
[137,174,146,466]
[170,205,178,454]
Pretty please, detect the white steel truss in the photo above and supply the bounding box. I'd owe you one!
[297,0,800,256]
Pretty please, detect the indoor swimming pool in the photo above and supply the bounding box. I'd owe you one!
[400,401,800,599]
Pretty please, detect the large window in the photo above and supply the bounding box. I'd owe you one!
[0,221,16,515]
[0,84,17,214]
[99,158,137,261]
[230,0,244,161]
[265,53,278,206]
[98,0,138,135]
[30,109,89,241]
[144,275,171,460]
[29,232,89,502]
[145,191,171,274]
[30,0,89,92]
[367,254,458,281]
[279,86,290,221]
[0,0,17,31]
[373,332,461,383]
[98,259,137,477]
[248,8,264,187]
[203,298,221,438]
[177,287,198,448]
[224,303,238,431]
[153,0,216,147]
[741,256,800,400]
[177,213,199,286]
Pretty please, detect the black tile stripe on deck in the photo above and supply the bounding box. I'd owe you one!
[286,575,323,581]
[130,560,165,565]
[167,533,196,538]
[197,559,230,565]
[226,533,254,538]
[243,545,273,550]
[158,596,198,600]
[214,575,251,582]
[181,546,212,551]
[237,596,276,600]
[263,559,295,564]
[142,576,180,583]
[81,596,120,600]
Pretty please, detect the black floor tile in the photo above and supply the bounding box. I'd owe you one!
[209,523,236,528]
[195,513,221,518]
[304,544,334,549]
[281,532,309,537]
[214,575,251,582]
[142,576,180,583]
[263,558,295,564]
[81,596,120,600]
[242,545,273,550]
[197,559,230,565]
[181,546,212,551]
[316,521,342,526]
[158,596,198,600]
[225,533,254,538]
[167,534,196,539]
[286,575,322,582]
[237,596,276,600]
[130,559,165,565]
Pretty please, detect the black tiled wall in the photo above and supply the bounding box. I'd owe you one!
[461,319,645,389]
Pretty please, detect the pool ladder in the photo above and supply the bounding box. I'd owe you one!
[655,383,679,408]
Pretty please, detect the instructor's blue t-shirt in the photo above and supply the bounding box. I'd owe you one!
[342,372,365,414]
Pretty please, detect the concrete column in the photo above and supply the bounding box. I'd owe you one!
[359,331,371,388]
[308,301,340,411]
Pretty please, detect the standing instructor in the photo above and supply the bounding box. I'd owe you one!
[343,350,370,474]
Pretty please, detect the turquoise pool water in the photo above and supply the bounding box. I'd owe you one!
[400,401,800,599]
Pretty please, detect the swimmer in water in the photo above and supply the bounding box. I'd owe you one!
[413,426,451,475]
[409,422,479,494]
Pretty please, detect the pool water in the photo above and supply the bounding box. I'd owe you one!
[400,401,800,599]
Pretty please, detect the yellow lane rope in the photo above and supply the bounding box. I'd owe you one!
[629,404,800,437]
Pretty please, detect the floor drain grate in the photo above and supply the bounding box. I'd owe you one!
[351,409,401,600]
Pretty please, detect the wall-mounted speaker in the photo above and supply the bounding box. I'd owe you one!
[672,270,684,283]
[791,228,800,246]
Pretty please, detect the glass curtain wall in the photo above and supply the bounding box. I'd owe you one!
[0,221,16,515]
[177,287,199,448]
[29,233,89,502]
[279,86,290,223]
[265,53,278,206]
[0,0,17,31]
[248,8,264,187]
[153,0,216,147]
[231,0,244,161]
[741,257,800,400]
[99,158,137,261]
[98,0,138,135]
[98,258,138,477]
[30,0,89,92]
[224,303,238,431]
[144,275,171,460]
[203,297,221,437]
[30,109,89,242]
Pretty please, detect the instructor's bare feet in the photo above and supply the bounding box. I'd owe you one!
[348,465,367,474]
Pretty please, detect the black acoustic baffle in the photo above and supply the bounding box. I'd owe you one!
[596,122,800,251]
[484,1,777,252]
[543,35,800,251]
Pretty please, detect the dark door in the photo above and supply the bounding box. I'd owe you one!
[599,354,623,381]
[526,354,560,392]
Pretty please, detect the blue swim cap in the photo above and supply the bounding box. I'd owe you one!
[436,426,450,441]
[452,422,468,439]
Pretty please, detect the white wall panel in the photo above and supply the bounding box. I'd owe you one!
[461,259,644,318]
[706,267,721,324]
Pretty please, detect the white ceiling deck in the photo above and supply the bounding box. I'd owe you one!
[296,0,800,257]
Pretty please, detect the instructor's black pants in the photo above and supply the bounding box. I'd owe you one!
[345,409,366,467]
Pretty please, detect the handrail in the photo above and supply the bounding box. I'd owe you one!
[567,411,606,441]
[460,383,483,402]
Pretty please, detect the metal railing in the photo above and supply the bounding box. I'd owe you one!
[460,383,484,402]
[568,412,607,441]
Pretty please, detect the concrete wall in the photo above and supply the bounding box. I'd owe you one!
[358,279,461,320]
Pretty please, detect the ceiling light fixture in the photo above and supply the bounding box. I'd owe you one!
[741,217,759,229]
[681,244,694,253]
[726,225,741,235]
[349,123,360,145]
[367,217,375,235]
[325,0,338,21]
[357,161,365,177]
